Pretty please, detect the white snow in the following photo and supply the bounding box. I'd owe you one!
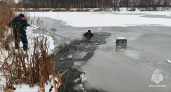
[0,72,6,91]
[14,0,19,3]
[28,11,171,27]
[15,82,55,92]
[117,37,127,40]
[67,54,73,59]
[167,59,171,63]
[26,25,55,54]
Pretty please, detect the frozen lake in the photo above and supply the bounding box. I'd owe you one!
[81,26,171,92]
[30,12,171,92]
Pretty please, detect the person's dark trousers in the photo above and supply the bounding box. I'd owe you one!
[14,30,28,50]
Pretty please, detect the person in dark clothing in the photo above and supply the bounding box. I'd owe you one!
[84,30,94,40]
[8,14,30,51]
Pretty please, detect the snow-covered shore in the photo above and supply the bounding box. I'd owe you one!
[0,25,55,92]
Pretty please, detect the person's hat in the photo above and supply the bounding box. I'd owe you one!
[19,14,24,18]
[88,30,91,33]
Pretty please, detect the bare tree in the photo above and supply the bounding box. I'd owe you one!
[17,0,171,9]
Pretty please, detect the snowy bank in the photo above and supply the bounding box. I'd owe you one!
[27,25,55,54]
[0,24,55,91]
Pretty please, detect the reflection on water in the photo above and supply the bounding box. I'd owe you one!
[115,47,127,52]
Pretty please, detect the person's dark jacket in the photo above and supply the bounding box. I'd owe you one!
[8,16,30,34]
[84,32,94,37]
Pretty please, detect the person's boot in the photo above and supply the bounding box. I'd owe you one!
[15,46,19,49]
[15,41,19,49]
[23,46,28,51]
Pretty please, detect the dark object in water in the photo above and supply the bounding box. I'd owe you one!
[84,30,94,40]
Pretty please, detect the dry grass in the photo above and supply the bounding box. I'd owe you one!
[0,4,15,25]
[0,4,16,50]
[0,34,54,91]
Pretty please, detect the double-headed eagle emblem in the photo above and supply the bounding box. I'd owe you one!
[151,68,163,84]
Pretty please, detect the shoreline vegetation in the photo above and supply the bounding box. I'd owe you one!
[0,3,70,92]
[14,7,171,12]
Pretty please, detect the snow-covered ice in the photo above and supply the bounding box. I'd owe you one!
[117,37,127,40]
[28,11,171,27]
